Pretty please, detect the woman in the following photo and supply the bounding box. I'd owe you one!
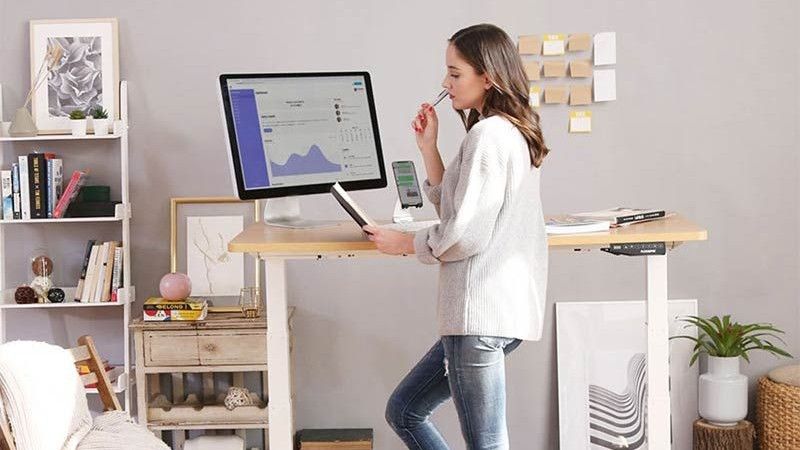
[363,23,549,450]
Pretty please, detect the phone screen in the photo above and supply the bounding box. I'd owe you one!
[392,161,423,208]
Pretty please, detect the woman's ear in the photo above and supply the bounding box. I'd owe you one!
[483,74,492,90]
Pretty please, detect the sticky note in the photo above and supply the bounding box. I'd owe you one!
[518,35,541,55]
[542,34,566,56]
[524,61,541,81]
[568,33,591,51]
[569,85,592,105]
[543,60,567,78]
[593,32,616,65]
[593,69,616,102]
[569,60,592,78]
[544,86,567,104]
[529,86,541,108]
[569,110,592,133]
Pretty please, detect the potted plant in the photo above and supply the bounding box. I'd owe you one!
[672,315,791,426]
[90,107,109,136]
[69,110,87,137]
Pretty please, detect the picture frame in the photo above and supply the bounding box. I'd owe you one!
[170,197,262,307]
[556,299,698,450]
[29,18,120,134]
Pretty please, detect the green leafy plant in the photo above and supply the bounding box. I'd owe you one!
[69,109,86,120]
[671,315,792,366]
[89,107,108,119]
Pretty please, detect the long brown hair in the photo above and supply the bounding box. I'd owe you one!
[449,24,549,168]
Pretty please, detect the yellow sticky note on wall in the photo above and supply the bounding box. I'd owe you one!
[542,34,566,56]
[543,60,567,78]
[544,86,567,104]
[529,86,541,108]
[569,110,592,133]
[569,60,592,78]
[567,33,592,51]
[569,85,592,105]
[518,35,541,55]
[524,61,541,81]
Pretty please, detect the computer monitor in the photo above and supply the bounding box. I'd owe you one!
[218,72,387,227]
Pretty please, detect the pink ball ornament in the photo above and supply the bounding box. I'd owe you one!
[159,272,192,300]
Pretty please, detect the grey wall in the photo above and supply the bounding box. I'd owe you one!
[1,0,798,448]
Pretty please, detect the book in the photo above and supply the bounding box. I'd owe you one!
[53,170,88,219]
[52,159,63,218]
[81,245,101,303]
[545,216,611,235]
[1,171,12,220]
[92,242,110,303]
[101,241,118,302]
[11,163,20,220]
[110,246,123,302]
[27,153,48,219]
[571,207,667,227]
[330,182,376,229]
[17,156,30,220]
[143,297,208,322]
[74,239,97,301]
[45,155,59,218]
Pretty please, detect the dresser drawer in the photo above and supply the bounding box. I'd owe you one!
[197,330,267,365]
[144,331,200,366]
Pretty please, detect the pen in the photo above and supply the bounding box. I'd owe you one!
[431,89,448,108]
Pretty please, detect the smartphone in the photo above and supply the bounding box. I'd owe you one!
[392,160,423,208]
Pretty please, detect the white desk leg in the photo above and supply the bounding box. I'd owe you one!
[266,257,293,449]
[646,255,670,450]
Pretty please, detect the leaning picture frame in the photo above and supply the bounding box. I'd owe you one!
[170,197,262,310]
[29,18,120,134]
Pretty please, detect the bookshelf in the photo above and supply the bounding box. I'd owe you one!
[0,81,135,412]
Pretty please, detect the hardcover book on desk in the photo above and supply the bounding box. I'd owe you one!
[571,206,667,227]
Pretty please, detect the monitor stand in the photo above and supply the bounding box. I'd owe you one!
[260,196,340,229]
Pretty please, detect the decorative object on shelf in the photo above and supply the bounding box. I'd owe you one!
[693,419,754,450]
[47,287,65,303]
[556,299,698,450]
[159,272,192,300]
[171,198,262,306]
[29,250,54,302]
[239,286,262,318]
[222,386,260,410]
[8,43,63,137]
[29,18,119,134]
[30,276,53,302]
[672,315,791,427]
[14,286,37,304]
[68,109,87,137]
[89,106,109,136]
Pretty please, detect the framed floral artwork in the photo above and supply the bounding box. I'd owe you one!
[29,18,119,134]
[170,197,262,306]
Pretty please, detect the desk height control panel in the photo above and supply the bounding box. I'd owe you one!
[601,242,666,256]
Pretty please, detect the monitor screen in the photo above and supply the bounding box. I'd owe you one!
[219,72,387,200]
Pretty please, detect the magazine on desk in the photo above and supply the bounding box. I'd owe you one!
[330,182,377,229]
[545,216,611,235]
[570,207,669,227]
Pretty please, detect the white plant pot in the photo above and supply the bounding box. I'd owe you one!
[698,356,748,426]
[70,119,87,137]
[93,118,109,136]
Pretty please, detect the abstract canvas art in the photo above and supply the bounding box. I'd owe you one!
[556,299,698,450]
[186,215,244,297]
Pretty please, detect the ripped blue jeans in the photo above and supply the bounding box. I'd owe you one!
[385,335,522,450]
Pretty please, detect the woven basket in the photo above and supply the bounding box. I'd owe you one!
[757,376,800,449]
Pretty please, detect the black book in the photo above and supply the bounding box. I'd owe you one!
[330,182,376,229]
[27,153,48,219]
[74,239,97,302]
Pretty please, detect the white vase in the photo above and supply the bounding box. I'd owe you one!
[698,356,748,426]
[93,118,109,136]
[70,119,87,137]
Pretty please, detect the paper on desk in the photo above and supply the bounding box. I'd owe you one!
[593,69,616,102]
[593,32,616,65]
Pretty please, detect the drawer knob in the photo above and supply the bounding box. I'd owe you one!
[204,343,216,352]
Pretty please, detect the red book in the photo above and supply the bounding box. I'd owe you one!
[53,170,88,219]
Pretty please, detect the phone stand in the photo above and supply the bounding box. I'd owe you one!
[392,199,414,224]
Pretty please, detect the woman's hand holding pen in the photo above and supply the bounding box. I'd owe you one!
[412,102,439,154]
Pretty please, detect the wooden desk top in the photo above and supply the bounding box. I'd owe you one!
[228,214,707,256]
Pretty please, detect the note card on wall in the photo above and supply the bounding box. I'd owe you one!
[543,60,568,78]
[519,35,541,55]
[569,111,592,133]
[593,32,616,65]
[543,34,566,56]
[524,61,541,81]
[529,86,541,108]
[567,33,591,51]
[593,69,617,102]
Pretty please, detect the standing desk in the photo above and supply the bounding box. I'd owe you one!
[228,214,707,449]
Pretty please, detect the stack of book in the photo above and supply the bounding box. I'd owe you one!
[546,207,668,235]
[296,428,373,450]
[74,240,124,302]
[0,152,91,220]
[143,297,208,322]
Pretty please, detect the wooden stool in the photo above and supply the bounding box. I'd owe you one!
[693,419,754,450]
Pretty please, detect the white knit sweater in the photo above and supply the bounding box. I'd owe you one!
[413,115,548,341]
